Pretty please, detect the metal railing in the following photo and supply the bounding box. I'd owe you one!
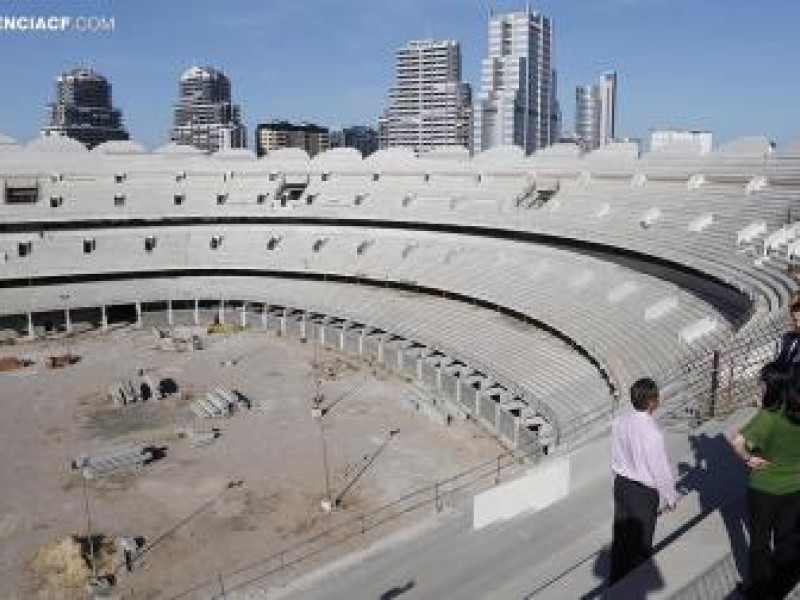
[163,431,545,599]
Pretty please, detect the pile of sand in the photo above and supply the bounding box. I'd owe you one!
[30,535,113,593]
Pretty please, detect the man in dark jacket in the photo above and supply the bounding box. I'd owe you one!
[761,302,800,403]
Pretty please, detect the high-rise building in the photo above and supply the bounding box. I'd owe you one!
[343,126,379,157]
[41,67,129,149]
[575,71,617,150]
[255,121,330,157]
[170,66,246,153]
[379,39,472,153]
[473,9,557,154]
[650,129,713,154]
[575,85,598,150]
[597,72,617,147]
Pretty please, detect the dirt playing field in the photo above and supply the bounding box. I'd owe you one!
[0,323,503,599]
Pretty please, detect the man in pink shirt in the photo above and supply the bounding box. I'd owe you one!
[609,377,679,585]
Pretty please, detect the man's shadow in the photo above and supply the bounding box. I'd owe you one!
[583,432,749,599]
[674,432,749,579]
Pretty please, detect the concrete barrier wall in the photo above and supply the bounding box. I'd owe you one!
[473,456,570,530]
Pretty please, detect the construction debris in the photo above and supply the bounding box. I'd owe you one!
[0,356,34,371]
[109,374,179,407]
[47,354,80,369]
[153,327,207,352]
[188,427,222,447]
[72,445,155,478]
[190,386,252,419]
[207,322,243,335]
[114,535,142,572]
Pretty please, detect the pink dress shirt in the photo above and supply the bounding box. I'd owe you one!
[611,409,678,509]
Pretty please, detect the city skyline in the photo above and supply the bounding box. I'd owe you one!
[0,0,797,149]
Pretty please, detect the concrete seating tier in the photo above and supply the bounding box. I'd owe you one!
[0,275,612,447]
[0,224,733,401]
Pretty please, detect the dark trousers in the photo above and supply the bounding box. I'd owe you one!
[746,488,800,599]
[610,474,659,585]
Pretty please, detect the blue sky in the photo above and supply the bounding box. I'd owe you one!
[0,0,797,149]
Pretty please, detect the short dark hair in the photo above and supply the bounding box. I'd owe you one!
[791,302,800,315]
[630,378,659,411]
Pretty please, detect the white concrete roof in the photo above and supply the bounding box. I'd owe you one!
[475,145,525,161]
[153,142,207,156]
[311,147,364,167]
[26,135,88,153]
[211,147,257,160]
[586,141,640,159]
[265,147,310,161]
[366,147,418,169]
[92,140,148,155]
[645,140,708,157]
[715,135,774,156]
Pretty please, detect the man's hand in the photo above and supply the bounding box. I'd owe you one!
[746,456,771,470]
[658,500,678,515]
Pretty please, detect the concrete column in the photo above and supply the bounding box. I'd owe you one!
[261,306,268,330]
[300,313,307,340]
[64,309,72,334]
[218,300,225,324]
[135,302,142,328]
[377,339,384,363]
[27,312,35,339]
[101,305,108,332]
[193,299,200,325]
[240,305,247,328]
[358,332,364,356]
[280,308,288,335]
[167,300,174,326]
[417,358,423,381]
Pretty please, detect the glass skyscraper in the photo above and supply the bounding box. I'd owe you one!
[473,9,558,155]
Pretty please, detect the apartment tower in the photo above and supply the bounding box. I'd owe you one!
[575,71,617,150]
[42,67,129,149]
[170,66,246,153]
[379,39,472,153]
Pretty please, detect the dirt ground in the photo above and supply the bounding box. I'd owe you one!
[0,324,502,599]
